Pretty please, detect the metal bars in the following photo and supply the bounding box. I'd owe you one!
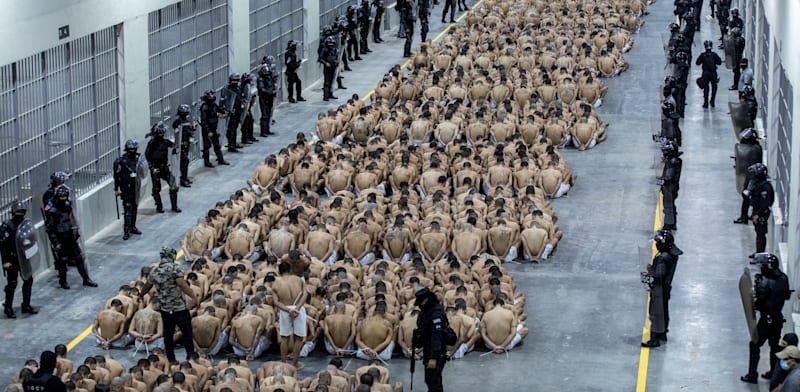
[0,27,120,218]
[248,0,304,102]
[772,61,793,240]
[320,0,353,29]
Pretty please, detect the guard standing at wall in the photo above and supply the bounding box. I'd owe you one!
[138,247,198,362]
[199,90,228,167]
[257,64,276,137]
[238,73,258,146]
[319,37,339,101]
[284,40,305,103]
[371,0,385,43]
[442,0,456,23]
[413,287,447,392]
[171,104,195,188]
[418,0,431,42]
[729,28,746,90]
[219,73,243,153]
[358,0,372,54]
[113,139,144,240]
[145,123,181,214]
[695,40,722,108]
[746,163,774,258]
[44,185,98,289]
[397,0,415,57]
[734,129,762,225]
[641,232,677,348]
[716,0,731,42]
[660,141,682,231]
[741,253,790,384]
[346,6,362,62]
[1,202,37,318]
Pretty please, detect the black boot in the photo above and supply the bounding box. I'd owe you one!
[21,304,37,314]
[204,160,214,168]
[153,194,164,213]
[337,77,347,90]
[733,217,749,224]
[217,160,230,165]
[58,271,70,289]
[180,178,191,188]
[3,304,15,319]
[123,213,132,240]
[123,231,130,241]
[130,227,142,235]
[170,191,181,213]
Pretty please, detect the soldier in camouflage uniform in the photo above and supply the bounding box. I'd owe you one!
[139,247,198,361]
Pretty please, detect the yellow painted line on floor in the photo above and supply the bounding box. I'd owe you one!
[636,193,663,391]
[66,325,93,351]
[362,0,484,103]
[65,249,186,351]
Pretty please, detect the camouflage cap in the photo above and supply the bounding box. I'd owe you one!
[160,247,177,260]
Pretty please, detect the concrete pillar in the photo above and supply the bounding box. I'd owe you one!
[301,0,321,93]
[119,15,151,143]
[228,0,251,73]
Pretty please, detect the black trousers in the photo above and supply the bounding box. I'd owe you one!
[53,238,91,284]
[458,0,467,9]
[373,17,382,41]
[424,358,445,392]
[323,66,336,98]
[286,72,302,100]
[755,213,769,253]
[121,197,138,233]
[179,141,190,181]
[241,112,254,143]
[4,266,33,307]
[420,13,430,41]
[748,315,783,376]
[699,77,718,105]
[442,0,456,21]
[347,32,359,60]
[150,165,178,210]
[225,116,241,148]
[258,94,274,134]
[733,64,741,88]
[404,22,414,56]
[360,24,370,52]
[201,128,224,163]
[662,184,678,227]
[160,309,195,362]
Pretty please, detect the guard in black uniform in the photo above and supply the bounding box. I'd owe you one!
[716,0,731,39]
[358,0,372,54]
[113,139,143,240]
[746,163,774,257]
[413,287,447,392]
[740,86,759,124]
[695,40,722,108]
[1,202,37,318]
[641,232,679,347]
[238,73,258,146]
[741,253,790,384]
[257,64,276,137]
[284,40,305,103]
[171,104,195,188]
[371,0,385,43]
[660,141,682,231]
[44,185,97,289]
[145,123,181,214]
[730,28,746,90]
[397,0,415,57]
[219,74,243,152]
[43,171,68,209]
[734,129,762,224]
[442,0,456,23]
[23,351,65,392]
[671,51,690,118]
[199,90,228,167]
[419,0,431,42]
[319,37,339,101]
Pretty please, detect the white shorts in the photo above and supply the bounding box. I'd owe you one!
[502,246,518,263]
[209,331,228,356]
[356,341,394,361]
[452,342,473,359]
[97,334,133,348]
[233,335,270,358]
[279,306,307,337]
[299,340,316,357]
[359,252,376,266]
[505,324,524,351]
[324,338,355,355]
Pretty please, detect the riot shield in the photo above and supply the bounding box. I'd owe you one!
[219,86,237,113]
[734,143,761,194]
[724,36,735,69]
[15,219,39,280]
[239,83,256,124]
[639,240,654,290]
[730,101,754,133]
[135,154,149,204]
[739,267,758,342]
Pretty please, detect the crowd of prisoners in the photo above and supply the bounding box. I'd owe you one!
[6,0,651,391]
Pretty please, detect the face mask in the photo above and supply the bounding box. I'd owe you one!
[781,359,791,370]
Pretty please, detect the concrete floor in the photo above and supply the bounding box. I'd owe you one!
[0,1,772,391]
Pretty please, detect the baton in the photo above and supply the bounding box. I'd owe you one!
[114,195,120,220]
[410,334,416,391]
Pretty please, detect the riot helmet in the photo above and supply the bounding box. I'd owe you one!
[661,100,675,114]
[202,90,216,102]
[322,25,333,37]
[654,232,671,252]
[287,40,297,51]
[661,140,679,157]
[258,64,271,76]
[703,40,713,50]
[325,36,337,47]
[730,8,739,16]
[664,75,676,86]
[177,104,191,117]
[229,73,241,84]
[50,171,68,187]
[124,139,139,155]
[675,33,685,43]
[152,123,167,138]
[739,128,759,144]
[741,85,755,97]
[669,23,679,32]
[54,185,71,203]
[676,51,688,63]
[731,27,742,36]
[12,201,27,215]
[753,252,780,271]
[747,162,768,181]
